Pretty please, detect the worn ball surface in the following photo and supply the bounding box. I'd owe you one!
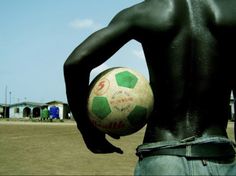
[87,67,154,136]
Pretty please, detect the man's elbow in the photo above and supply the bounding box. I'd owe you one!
[64,60,72,78]
[64,51,92,78]
[63,58,79,79]
[64,55,78,69]
[64,58,74,72]
[66,49,92,66]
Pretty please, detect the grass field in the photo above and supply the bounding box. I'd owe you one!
[0,120,235,175]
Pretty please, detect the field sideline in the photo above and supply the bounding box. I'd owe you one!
[0,121,235,175]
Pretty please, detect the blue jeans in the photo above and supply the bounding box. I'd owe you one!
[134,136,236,175]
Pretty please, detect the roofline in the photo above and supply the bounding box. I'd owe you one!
[9,101,48,107]
[46,100,68,105]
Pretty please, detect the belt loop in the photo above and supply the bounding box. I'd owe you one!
[202,160,208,166]
[139,153,144,161]
[136,152,144,161]
[186,145,192,157]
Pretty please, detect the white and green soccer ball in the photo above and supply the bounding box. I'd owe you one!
[88,67,154,136]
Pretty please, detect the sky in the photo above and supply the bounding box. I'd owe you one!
[0,0,149,104]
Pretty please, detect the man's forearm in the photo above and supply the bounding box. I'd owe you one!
[64,60,92,133]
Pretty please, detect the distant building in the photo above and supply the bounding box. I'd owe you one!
[9,102,47,118]
[8,101,71,120]
[0,104,9,118]
[47,101,71,120]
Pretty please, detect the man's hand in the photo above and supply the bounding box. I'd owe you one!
[81,125,123,154]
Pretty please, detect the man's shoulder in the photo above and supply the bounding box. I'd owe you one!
[206,0,236,27]
[110,1,176,26]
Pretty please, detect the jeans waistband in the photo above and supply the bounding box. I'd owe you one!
[136,136,236,156]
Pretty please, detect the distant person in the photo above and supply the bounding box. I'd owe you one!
[41,107,49,121]
[64,0,236,175]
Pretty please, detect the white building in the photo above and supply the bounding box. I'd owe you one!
[47,101,70,120]
[9,102,47,118]
[8,101,70,120]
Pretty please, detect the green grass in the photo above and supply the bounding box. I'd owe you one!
[0,121,234,175]
[0,121,143,175]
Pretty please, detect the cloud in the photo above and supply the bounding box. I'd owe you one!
[132,49,145,60]
[69,18,101,30]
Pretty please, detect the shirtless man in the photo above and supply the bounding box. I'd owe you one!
[64,0,236,175]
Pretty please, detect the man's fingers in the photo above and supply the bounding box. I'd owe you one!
[106,142,123,154]
[90,146,123,154]
[114,147,123,154]
[87,138,123,154]
[108,133,120,139]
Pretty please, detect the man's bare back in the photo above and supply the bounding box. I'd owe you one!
[64,0,236,153]
[132,0,236,143]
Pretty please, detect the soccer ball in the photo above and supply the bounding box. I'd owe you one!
[87,67,154,136]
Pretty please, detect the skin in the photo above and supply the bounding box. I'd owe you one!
[64,0,236,154]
